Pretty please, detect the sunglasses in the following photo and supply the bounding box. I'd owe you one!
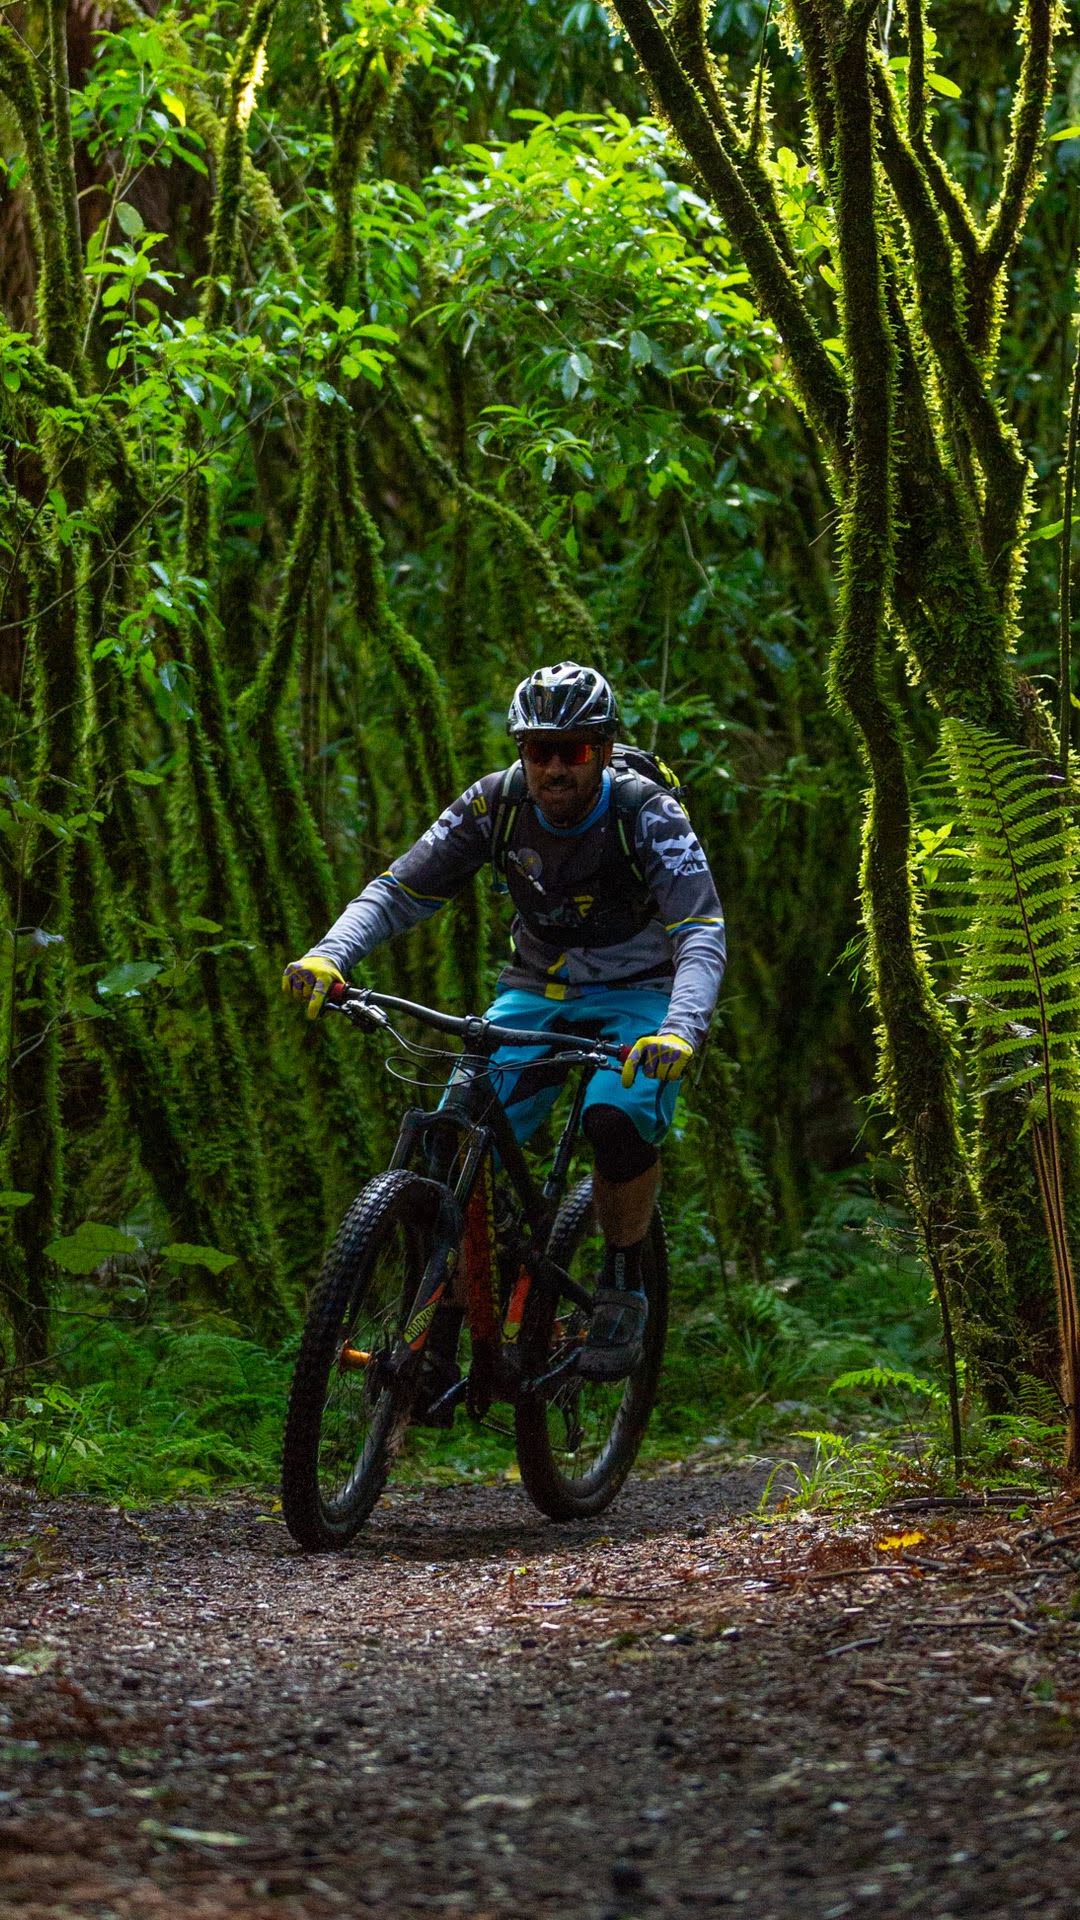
[519,737,600,768]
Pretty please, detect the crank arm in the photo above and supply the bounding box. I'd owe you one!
[523,1347,584,1394]
[426,1376,469,1421]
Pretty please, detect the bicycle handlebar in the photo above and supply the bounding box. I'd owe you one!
[324,982,630,1063]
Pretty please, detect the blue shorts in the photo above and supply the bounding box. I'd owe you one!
[478,987,681,1149]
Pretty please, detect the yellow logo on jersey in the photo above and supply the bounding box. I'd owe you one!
[574,894,594,918]
[471,791,488,817]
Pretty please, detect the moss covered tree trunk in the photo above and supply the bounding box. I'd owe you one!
[610,0,1066,1391]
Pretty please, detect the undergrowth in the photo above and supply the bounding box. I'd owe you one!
[0,1174,1059,1505]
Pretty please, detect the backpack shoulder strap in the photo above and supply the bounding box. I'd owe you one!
[490,763,527,885]
[611,768,656,886]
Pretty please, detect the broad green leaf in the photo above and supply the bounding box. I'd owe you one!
[126,769,164,787]
[159,1242,237,1274]
[0,1191,32,1209]
[628,330,653,367]
[180,915,223,935]
[160,90,186,126]
[96,960,163,998]
[926,72,962,98]
[46,1221,141,1272]
[116,201,145,238]
[1028,518,1064,542]
[1049,124,1080,142]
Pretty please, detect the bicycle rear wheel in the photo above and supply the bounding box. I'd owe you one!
[514,1176,669,1521]
[281,1170,441,1550]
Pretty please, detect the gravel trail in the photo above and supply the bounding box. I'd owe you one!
[2,1464,1079,1918]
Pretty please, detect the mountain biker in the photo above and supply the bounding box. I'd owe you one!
[283,661,726,1386]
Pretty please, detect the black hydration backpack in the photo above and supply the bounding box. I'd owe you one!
[490,743,686,893]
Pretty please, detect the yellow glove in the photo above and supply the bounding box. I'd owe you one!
[621,1032,695,1088]
[282,953,345,1021]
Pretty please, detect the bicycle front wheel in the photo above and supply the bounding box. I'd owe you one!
[281,1170,441,1550]
[514,1176,669,1521]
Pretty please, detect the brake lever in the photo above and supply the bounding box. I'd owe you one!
[325,983,389,1033]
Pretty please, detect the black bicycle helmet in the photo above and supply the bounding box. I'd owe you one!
[507,662,618,738]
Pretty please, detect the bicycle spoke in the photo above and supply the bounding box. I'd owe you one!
[316,1229,413,1515]
[515,1178,667,1517]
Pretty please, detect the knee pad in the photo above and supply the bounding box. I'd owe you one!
[583,1102,659,1184]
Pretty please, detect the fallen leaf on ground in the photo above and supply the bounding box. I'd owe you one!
[138,1820,249,1847]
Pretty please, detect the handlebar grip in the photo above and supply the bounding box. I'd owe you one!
[325,980,349,1008]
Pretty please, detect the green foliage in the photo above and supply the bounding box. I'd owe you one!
[646,1174,941,1453]
[3,0,1078,1468]
[0,1322,294,1498]
[922,721,1080,1112]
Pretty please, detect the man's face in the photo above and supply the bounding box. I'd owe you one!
[519,733,612,826]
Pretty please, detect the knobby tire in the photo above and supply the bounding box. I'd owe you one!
[514,1176,669,1520]
[281,1170,440,1550]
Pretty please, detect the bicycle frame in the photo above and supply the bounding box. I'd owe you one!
[377,1039,601,1411]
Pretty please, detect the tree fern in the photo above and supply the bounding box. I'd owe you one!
[919,720,1080,1475]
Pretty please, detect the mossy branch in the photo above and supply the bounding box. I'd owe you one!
[885,290,1018,730]
[108,0,298,280]
[826,0,983,1372]
[203,0,282,333]
[387,385,601,656]
[871,67,1029,591]
[978,0,1053,290]
[610,0,850,476]
[786,0,837,181]
[899,0,979,276]
[332,419,455,812]
[904,0,926,142]
[669,0,798,273]
[238,411,329,734]
[0,28,81,372]
[45,0,86,341]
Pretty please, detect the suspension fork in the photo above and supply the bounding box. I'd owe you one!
[387,1114,493,1374]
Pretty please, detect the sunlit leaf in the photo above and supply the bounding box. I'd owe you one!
[115,201,145,238]
[160,1243,237,1274]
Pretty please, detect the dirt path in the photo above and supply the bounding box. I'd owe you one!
[1,1462,1079,1919]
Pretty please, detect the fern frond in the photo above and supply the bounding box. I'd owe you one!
[918,721,1080,1103]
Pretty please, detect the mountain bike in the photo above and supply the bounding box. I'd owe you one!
[280,985,669,1550]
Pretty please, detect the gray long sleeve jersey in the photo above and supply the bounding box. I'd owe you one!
[313,769,726,1052]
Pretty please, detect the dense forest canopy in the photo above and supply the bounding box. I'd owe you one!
[2,0,1080,1481]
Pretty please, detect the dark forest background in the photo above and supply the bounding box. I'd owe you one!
[2,0,1079,1495]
